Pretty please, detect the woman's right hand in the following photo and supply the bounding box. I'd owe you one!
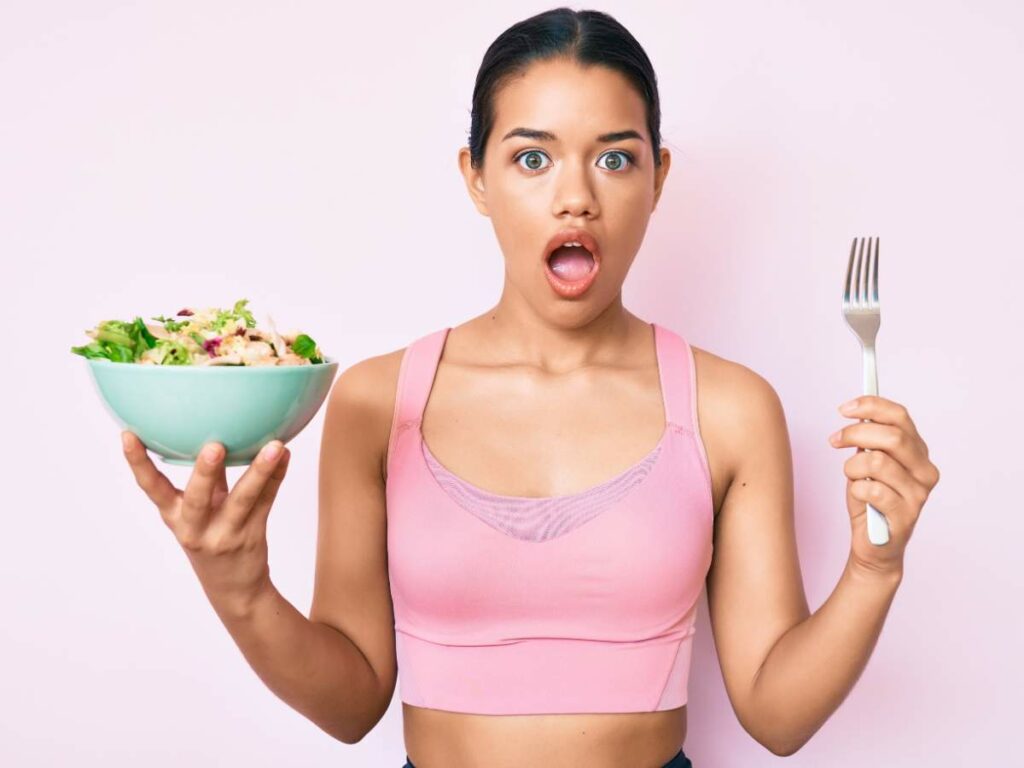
[121,431,291,616]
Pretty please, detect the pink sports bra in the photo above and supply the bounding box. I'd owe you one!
[384,322,714,715]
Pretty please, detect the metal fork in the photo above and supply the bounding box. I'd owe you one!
[841,236,890,546]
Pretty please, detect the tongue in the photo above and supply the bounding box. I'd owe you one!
[548,245,594,281]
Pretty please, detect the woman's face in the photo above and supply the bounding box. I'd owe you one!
[458,57,671,321]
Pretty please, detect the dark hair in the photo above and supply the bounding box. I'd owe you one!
[467,7,662,171]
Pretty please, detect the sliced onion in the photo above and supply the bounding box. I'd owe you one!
[264,313,288,359]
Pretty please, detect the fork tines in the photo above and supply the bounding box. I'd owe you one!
[843,237,880,309]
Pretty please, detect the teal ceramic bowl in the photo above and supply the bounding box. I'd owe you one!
[85,357,339,466]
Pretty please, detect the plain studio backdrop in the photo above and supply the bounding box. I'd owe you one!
[1,1,1019,765]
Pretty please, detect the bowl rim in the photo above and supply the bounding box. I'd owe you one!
[84,355,338,369]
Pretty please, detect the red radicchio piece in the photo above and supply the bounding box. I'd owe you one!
[203,336,222,357]
[177,308,194,316]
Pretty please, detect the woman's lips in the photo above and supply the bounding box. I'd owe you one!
[543,251,600,298]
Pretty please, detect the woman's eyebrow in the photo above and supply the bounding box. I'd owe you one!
[501,127,645,143]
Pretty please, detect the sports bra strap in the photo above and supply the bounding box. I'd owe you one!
[653,322,697,431]
[387,327,449,461]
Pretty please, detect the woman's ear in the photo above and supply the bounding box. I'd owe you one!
[652,147,671,212]
[458,146,490,217]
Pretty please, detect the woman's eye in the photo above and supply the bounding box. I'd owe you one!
[596,150,634,172]
[515,150,551,172]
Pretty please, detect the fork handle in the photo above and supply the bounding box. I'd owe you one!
[861,345,890,546]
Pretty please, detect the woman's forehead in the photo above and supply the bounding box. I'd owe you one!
[492,62,646,142]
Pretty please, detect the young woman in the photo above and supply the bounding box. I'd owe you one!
[121,8,940,767]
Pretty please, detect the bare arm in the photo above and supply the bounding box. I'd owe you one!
[211,581,386,745]
[214,353,400,743]
[746,557,901,756]
[751,393,939,754]
[703,363,904,756]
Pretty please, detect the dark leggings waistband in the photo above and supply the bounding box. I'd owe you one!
[403,746,692,767]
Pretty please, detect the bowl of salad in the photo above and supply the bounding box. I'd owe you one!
[72,299,338,466]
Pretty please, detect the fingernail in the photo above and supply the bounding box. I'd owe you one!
[829,429,842,445]
[121,432,132,451]
[839,399,858,414]
[262,441,282,462]
[203,445,222,464]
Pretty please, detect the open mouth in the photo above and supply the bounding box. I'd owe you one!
[546,243,596,281]
[542,230,601,298]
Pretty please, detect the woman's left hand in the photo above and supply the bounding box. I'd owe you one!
[829,395,941,578]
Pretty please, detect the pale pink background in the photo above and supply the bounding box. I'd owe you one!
[2,1,1019,765]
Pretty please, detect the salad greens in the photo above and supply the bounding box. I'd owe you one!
[71,299,325,366]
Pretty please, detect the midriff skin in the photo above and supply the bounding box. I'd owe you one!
[403,704,687,768]
[396,316,733,768]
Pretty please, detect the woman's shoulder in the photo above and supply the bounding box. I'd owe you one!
[688,342,786,506]
[325,342,409,482]
[688,342,778,412]
[329,325,448,434]
[329,343,408,413]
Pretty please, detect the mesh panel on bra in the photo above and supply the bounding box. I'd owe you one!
[421,440,665,542]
